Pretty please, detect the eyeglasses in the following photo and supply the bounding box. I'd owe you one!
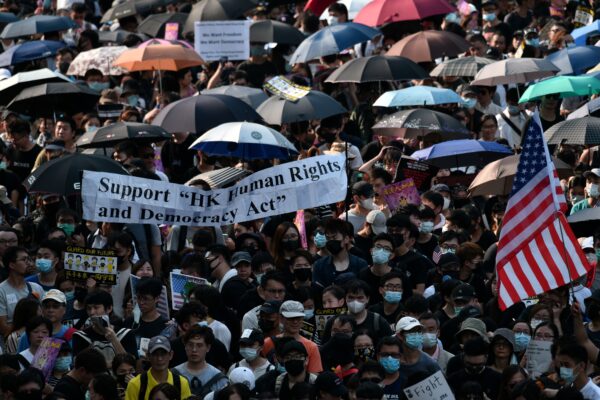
[383,284,402,291]
[378,352,401,358]
[15,256,32,263]
[374,244,394,252]
[534,333,554,340]
[0,239,18,245]
[284,355,306,362]
[136,295,156,304]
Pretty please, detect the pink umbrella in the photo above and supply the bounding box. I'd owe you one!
[138,38,193,49]
[354,0,455,26]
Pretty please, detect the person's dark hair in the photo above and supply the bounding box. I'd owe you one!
[7,119,30,136]
[395,204,420,219]
[78,29,99,50]
[192,229,215,247]
[419,206,436,220]
[448,209,471,230]
[114,141,138,158]
[206,244,230,262]
[216,383,251,400]
[373,233,395,246]
[370,168,392,185]
[458,381,484,400]
[331,314,358,331]
[182,324,215,346]
[380,271,403,287]
[322,285,345,301]
[260,269,287,289]
[148,383,180,400]
[25,317,51,343]
[345,279,371,298]
[0,354,21,371]
[189,284,223,319]
[481,114,498,127]
[357,360,385,379]
[421,190,444,210]
[376,336,402,353]
[15,368,44,392]
[174,301,208,327]
[38,239,65,259]
[302,13,320,34]
[463,336,489,356]
[55,115,77,132]
[2,245,27,268]
[111,353,136,375]
[136,277,163,298]
[56,207,80,223]
[74,348,107,374]
[290,249,313,266]
[11,298,40,333]
[439,230,468,245]
[287,381,311,400]
[107,232,134,253]
[558,342,589,366]
[404,294,428,315]
[328,2,348,19]
[320,114,343,129]
[84,290,113,309]
[509,379,542,400]
[91,374,119,399]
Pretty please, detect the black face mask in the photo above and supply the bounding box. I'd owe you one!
[116,374,128,387]
[15,390,42,400]
[74,286,87,303]
[284,359,305,376]
[282,239,299,252]
[355,346,375,362]
[465,365,485,376]
[589,302,600,320]
[392,234,404,248]
[320,131,337,144]
[293,268,312,282]
[258,319,276,332]
[326,240,343,255]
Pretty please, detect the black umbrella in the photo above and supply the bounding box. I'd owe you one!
[138,13,188,38]
[372,108,470,139]
[24,153,129,196]
[183,0,257,33]
[325,55,429,83]
[0,15,77,39]
[256,90,347,124]
[152,94,262,134]
[568,207,600,237]
[76,122,171,148]
[7,82,100,117]
[101,0,167,23]
[0,68,70,105]
[250,20,306,45]
[544,116,600,145]
[98,30,148,44]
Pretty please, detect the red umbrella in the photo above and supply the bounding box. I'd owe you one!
[354,0,455,26]
[304,0,337,16]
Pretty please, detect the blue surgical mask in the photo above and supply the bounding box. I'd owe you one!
[88,81,109,92]
[85,391,90,400]
[514,333,531,352]
[383,291,402,304]
[423,333,438,348]
[304,309,314,320]
[36,258,53,273]
[54,355,72,372]
[239,347,259,361]
[405,332,424,349]
[372,248,391,264]
[462,97,477,109]
[454,306,464,315]
[483,12,496,21]
[314,233,327,248]
[276,364,286,373]
[86,125,98,133]
[379,356,400,373]
[508,105,521,115]
[419,221,434,234]
[525,38,539,47]
[560,367,575,383]
[127,95,139,107]
[64,291,75,302]
[0,161,6,170]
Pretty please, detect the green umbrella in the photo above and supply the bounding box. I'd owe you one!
[519,75,600,103]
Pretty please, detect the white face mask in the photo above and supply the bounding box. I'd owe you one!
[360,198,375,210]
[419,221,434,234]
[347,300,366,314]
[587,183,600,198]
[443,197,451,210]
[326,15,339,26]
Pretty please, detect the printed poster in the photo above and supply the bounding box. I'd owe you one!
[63,246,117,285]
[381,178,420,212]
[170,272,209,310]
[314,307,346,338]
[164,22,179,41]
[263,75,310,102]
[31,338,63,381]
[395,158,438,192]
[194,20,251,61]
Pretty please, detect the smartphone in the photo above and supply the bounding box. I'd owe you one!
[222,233,229,241]
[90,316,107,334]
[220,56,228,64]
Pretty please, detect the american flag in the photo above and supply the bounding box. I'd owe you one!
[432,246,443,264]
[130,275,170,320]
[496,115,591,310]
[169,272,208,310]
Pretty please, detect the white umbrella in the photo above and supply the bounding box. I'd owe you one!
[188,122,298,160]
[0,68,69,104]
[67,46,128,76]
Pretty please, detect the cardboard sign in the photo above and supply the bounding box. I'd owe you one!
[395,158,439,192]
[525,340,553,378]
[263,75,310,102]
[314,307,346,337]
[194,20,251,61]
[63,246,117,285]
[170,272,208,310]
[382,178,421,212]
[31,338,63,381]
[403,371,455,400]
[164,22,179,41]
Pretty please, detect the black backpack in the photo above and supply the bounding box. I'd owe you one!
[138,369,182,400]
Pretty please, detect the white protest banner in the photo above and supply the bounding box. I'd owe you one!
[403,371,455,400]
[64,246,118,285]
[525,340,553,378]
[82,154,347,227]
[194,20,250,61]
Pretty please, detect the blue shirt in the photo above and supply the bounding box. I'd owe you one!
[313,254,368,288]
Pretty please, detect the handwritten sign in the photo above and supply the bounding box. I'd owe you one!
[63,246,117,285]
[194,20,250,61]
[382,178,420,212]
[403,371,455,400]
[525,340,553,378]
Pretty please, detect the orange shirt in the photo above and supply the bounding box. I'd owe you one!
[261,335,323,373]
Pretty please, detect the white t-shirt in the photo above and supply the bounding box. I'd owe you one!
[208,320,231,351]
[581,379,600,400]
[318,143,363,170]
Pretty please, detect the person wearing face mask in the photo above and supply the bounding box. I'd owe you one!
[25,239,61,291]
[421,190,447,232]
[48,342,73,388]
[448,337,502,400]
[415,207,438,260]
[571,169,600,215]
[342,182,378,235]
[55,348,108,400]
[13,368,45,400]
[355,210,388,265]
[555,343,600,399]
[317,115,364,170]
[458,85,484,134]
[326,3,348,26]
[241,271,286,331]
[394,317,441,380]
[225,252,256,307]
[358,234,394,305]
[419,313,454,374]
[85,69,110,93]
[497,88,529,149]
[288,250,314,294]
[313,219,368,289]
[204,245,238,304]
[567,176,586,210]
[375,336,405,397]
[368,272,404,326]
[229,329,274,380]
[118,79,146,110]
[456,243,490,303]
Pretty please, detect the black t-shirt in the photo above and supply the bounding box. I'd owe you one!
[504,10,533,31]
[358,267,387,305]
[222,276,254,311]
[354,235,373,265]
[540,114,564,132]
[123,315,168,340]
[447,367,502,400]
[414,235,438,261]
[322,311,393,345]
[237,288,263,317]
[237,60,277,88]
[368,302,404,326]
[10,144,42,181]
[389,250,433,291]
[475,230,497,252]
[54,374,86,400]
[160,134,197,183]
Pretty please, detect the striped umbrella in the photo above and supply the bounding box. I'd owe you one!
[430,56,495,77]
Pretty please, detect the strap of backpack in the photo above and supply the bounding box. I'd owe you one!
[275,373,287,396]
[500,112,522,137]
[138,371,148,400]
[169,369,181,395]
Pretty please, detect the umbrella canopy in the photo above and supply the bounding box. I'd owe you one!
[289,22,379,63]
[571,20,600,46]
[76,122,171,148]
[185,167,252,189]
[152,94,262,134]
[138,12,188,38]
[24,153,129,196]
[250,20,306,45]
[567,96,600,120]
[470,58,560,86]
[7,82,100,117]
[325,55,428,83]
[0,12,17,24]
[101,0,166,23]
[546,46,600,75]
[183,0,257,33]
[0,15,77,39]
[201,85,268,108]
[410,139,512,169]
[0,40,65,67]
[430,56,495,78]
[469,154,572,197]
[138,38,194,49]
[543,116,600,145]
[374,86,462,107]
[354,0,454,26]
[386,30,469,62]
[67,46,128,76]
[98,30,147,44]
[0,68,69,104]
[113,44,203,71]
[372,108,470,139]
[189,122,299,160]
[568,207,600,237]
[256,90,347,124]
[519,75,600,103]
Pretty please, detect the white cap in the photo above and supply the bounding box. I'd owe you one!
[395,316,423,333]
[229,367,255,390]
[42,289,66,304]
[280,300,305,318]
[366,210,387,234]
[581,236,594,250]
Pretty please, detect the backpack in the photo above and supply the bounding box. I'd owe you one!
[274,372,317,396]
[75,328,131,365]
[188,371,227,399]
[139,369,182,400]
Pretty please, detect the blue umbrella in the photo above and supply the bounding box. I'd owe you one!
[411,139,512,168]
[571,20,600,46]
[546,46,600,75]
[0,13,18,24]
[0,41,65,67]
[290,22,380,63]
[374,86,463,107]
[0,15,77,39]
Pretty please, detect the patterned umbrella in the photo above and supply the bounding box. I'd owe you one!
[372,108,470,139]
[67,46,128,76]
[430,56,495,77]
[543,116,600,145]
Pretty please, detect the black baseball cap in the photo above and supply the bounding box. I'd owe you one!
[259,300,283,314]
[239,328,264,345]
[352,181,374,198]
[281,340,307,357]
[314,371,348,397]
[452,283,476,300]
